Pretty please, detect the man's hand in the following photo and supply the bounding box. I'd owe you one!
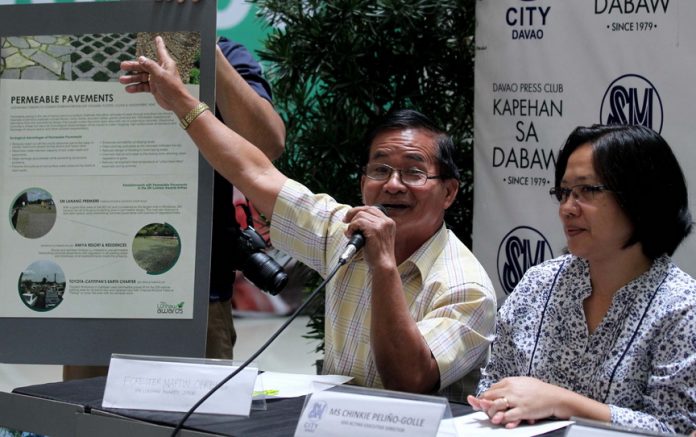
[119,36,196,117]
[343,205,396,269]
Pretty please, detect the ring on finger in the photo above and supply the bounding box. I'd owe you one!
[501,396,510,409]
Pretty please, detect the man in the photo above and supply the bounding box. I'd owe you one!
[63,36,283,381]
[120,36,496,399]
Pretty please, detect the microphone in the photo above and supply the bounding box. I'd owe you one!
[338,204,387,264]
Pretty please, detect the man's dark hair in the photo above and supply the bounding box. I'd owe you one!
[555,124,692,259]
[362,109,460,180]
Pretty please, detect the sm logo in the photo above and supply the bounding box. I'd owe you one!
[600,74,664,133]
[307,401,327,421]
[497,226,553,295]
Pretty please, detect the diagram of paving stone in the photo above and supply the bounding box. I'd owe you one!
[1,32,200,84]
[1,33,136,81]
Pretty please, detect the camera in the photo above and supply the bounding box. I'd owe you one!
[230,223,288,296]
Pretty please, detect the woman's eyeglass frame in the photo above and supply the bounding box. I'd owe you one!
[549,184,611,204]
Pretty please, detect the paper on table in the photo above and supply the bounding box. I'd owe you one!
[252,372,353,398]
[436,416,458,437]
[447,412,573,437]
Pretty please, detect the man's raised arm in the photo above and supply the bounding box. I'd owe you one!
[120,36,287,218]
[214,44,285,160]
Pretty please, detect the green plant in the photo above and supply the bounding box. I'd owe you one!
[253,0,476,356]
[189,51,201,85]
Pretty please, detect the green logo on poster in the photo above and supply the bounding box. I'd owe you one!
[157,301,184,315]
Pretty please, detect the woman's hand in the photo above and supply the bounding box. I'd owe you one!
[468,377,579,428]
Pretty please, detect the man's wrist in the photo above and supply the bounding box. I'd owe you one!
[179,102,210,130]
[369,258,399,280]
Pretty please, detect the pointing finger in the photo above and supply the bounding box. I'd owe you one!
[154,36,175,69]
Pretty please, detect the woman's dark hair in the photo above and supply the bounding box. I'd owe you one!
[555,124,692,259]
[361,109,460,180]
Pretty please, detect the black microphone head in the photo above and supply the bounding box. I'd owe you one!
[340,205,388,263]
[347,232,365,249]
[344,205,386,257]
[373,204,388,216]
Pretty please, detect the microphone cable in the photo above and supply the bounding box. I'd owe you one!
[171,252,356,436]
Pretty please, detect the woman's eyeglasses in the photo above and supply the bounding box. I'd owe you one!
[549,184,611,204]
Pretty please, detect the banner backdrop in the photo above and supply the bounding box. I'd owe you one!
[473,0,696,305]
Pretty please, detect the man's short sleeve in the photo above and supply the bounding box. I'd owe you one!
[217,36,273,102]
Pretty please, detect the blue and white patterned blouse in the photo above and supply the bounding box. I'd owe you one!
[478,254,696,434]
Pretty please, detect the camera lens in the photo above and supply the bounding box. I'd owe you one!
[243,252,288,295]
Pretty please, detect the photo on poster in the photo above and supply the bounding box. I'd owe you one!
[18,259,66,312]
[10,187,56,239]
[132,222,181,275]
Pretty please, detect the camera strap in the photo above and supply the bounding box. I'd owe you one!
[238,198,254,229]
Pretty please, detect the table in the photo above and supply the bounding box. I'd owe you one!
[0,376,487,436]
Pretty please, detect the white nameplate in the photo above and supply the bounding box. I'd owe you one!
[295,390,446,437]
[102,356,257,416]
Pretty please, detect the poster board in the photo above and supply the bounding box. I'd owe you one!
[0,0,216,363]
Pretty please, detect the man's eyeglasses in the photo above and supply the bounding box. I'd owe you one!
[363,163,442,187]
[549,184,611,204]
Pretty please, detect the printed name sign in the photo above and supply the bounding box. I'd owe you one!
[295,389,446,437]
[103,356,257,416]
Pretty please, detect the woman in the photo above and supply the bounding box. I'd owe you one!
[468,124,696,434]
